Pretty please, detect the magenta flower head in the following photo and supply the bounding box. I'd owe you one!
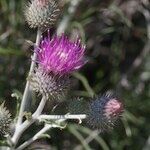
[37,34,86,75]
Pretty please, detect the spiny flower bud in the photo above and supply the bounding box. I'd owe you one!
[29,66,70,101]
[0,103,12,136]
[87,92,123,131]
[24,0,61,31]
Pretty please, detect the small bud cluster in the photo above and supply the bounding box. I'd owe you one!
[0,103,12,136]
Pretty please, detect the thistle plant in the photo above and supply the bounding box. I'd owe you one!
[0,0,124,149]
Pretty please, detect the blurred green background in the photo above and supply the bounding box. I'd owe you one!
[0,0,150,150]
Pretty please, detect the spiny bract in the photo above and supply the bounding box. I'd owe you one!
[29,66,70,101]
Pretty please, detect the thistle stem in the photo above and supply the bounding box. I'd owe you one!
[12,97,47,146]
[16,123,63,150]
[16,114,86,150]
[17,29,42,126]
[39,114,87,121]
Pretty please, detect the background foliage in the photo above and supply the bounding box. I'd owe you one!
[0,0,150,150]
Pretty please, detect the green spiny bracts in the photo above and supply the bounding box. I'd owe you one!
[28,66,70,101]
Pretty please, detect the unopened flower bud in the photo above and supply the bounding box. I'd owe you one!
[24,0,61,31]
[0,103,12,136]
[87,92,123,131]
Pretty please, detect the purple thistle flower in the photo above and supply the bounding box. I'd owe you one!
[37,34,86,75]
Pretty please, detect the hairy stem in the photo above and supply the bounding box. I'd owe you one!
[16,113,87,150]
[17,29,42,126]
[16,123,63,150]
[12,97,47,147]
[14,114,86,149]
[39,114,87,121]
